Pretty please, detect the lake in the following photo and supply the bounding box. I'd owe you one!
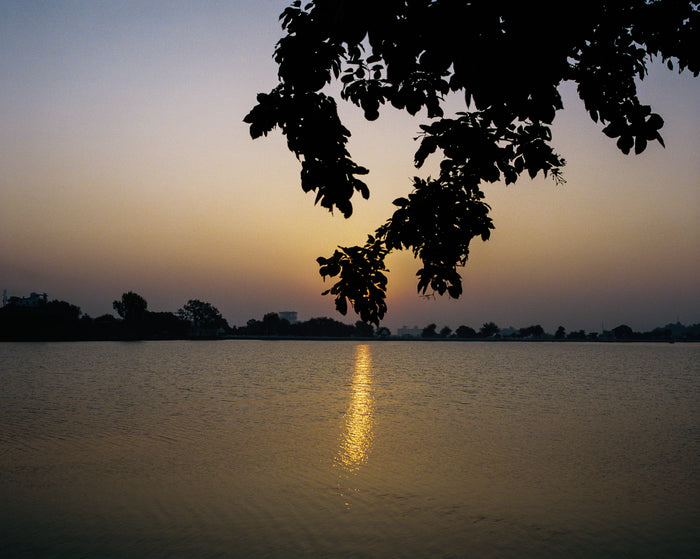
[1,340,698,558]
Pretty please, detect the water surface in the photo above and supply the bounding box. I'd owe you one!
[1,341,698,558]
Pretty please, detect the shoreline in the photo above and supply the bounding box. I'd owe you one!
[0,335,692,343]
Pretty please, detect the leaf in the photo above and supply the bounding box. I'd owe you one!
[433,278,446,295]
[617,134,634,154]
[602,122,622,138]
[414,137,437,167]
[514,156,524,173]
[416,272,429,294]
[336,295,348,315]
[646,113,664,131]
[503,167,517,184]
[358,181,370,199]
[634,136,647,154]
[447,284,462,298]
[540,103,556,125]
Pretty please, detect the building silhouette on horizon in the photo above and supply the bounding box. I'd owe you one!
[2,291,48,308]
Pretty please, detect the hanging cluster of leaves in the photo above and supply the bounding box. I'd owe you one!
[245,0,698,325]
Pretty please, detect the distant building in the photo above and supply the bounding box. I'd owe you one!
[4,292,47,307]
[279,311,298,324]
[397,325,422,338]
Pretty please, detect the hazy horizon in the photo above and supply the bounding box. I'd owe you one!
[2,1,698,335]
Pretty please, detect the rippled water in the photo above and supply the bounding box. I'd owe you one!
[1,340,698,558]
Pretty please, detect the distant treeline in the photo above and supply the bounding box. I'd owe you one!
[0,292,376,341]
[417,321,700,342]
[0,298,188,342]
[0,291,698,342]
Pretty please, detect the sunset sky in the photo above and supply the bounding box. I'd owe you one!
[1,1,698,334]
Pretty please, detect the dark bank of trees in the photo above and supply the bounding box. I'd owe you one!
[422,321,525,339]
[237,316,700,342]
[421,322,700,342]
[0,293,376,341]
[1,291,699,341]
[0,299,86,341]
[237,312,375,338]
[0,292,228,341]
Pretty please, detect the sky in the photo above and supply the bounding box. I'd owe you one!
[1,0,698,334]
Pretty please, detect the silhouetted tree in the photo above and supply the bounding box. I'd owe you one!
[179,299,224,327]
[376,326,391,338]
[263,312,282,335]
[479,322,500,338]
[422,323,438,338]
[455,325,477,338]
[291,316,357,337]
[519,324,545,339]
[178,299,228,337]
[244,318,264,335]
[685,323,700,341]
[612,324,635,340]
[354,320,375,337]
[567,329,587,340]
[259,312,292,336]
[555,326,566,340]
[246,1,698,324]
[439,326,452,338]
[113,292,147,322]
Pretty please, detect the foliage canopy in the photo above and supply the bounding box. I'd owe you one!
[245,0,698,325]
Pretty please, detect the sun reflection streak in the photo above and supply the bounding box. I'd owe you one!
[336,344,374,473]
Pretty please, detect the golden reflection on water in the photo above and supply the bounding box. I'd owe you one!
[336,344,374,473]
